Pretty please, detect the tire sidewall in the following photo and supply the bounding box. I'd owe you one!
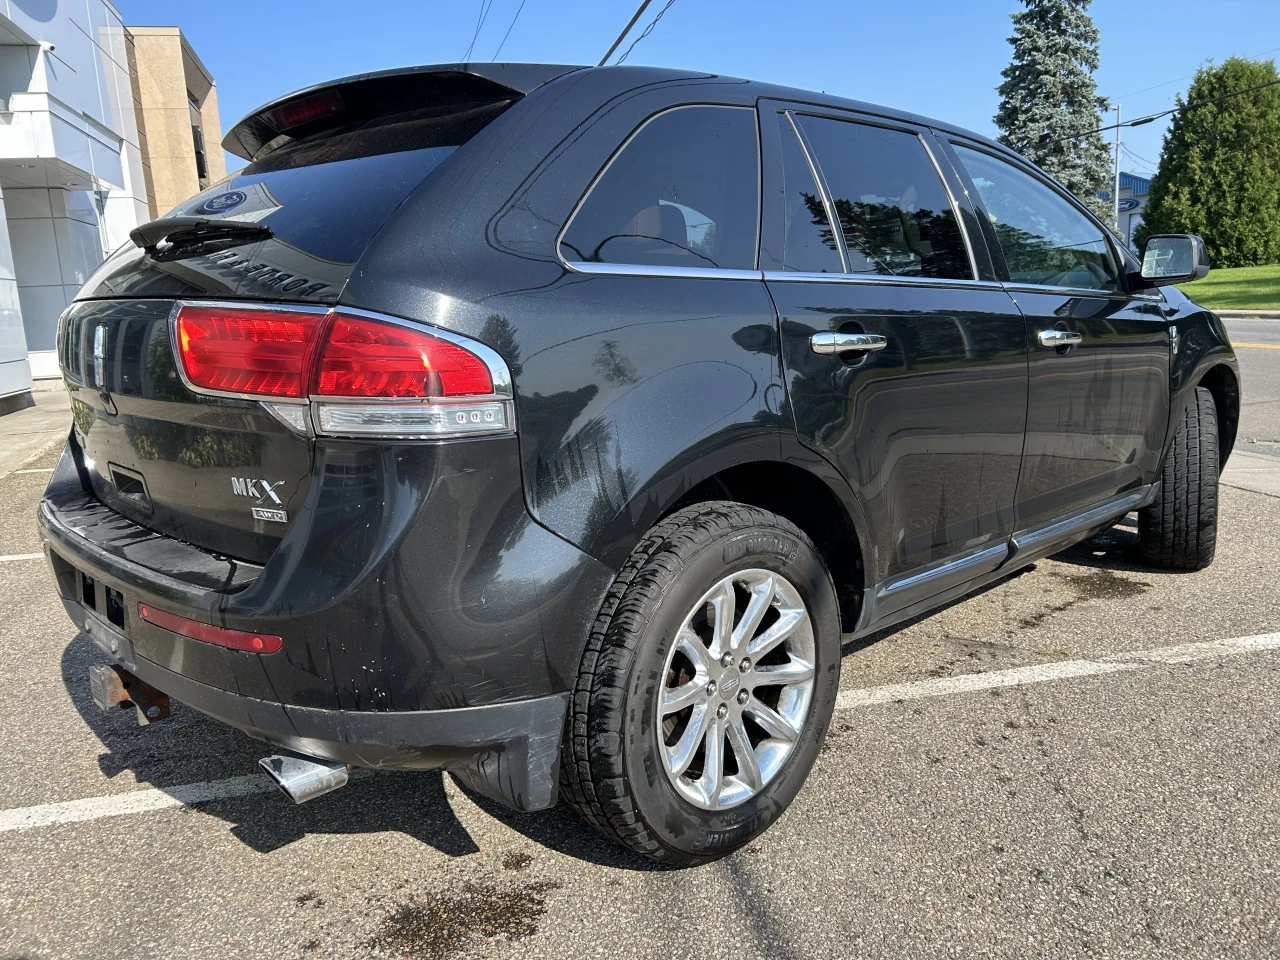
[617,522,840,860]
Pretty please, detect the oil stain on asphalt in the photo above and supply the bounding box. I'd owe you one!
[1018,569,1151,630]
[366,879,562,959]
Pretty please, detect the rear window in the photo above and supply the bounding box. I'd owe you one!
[171,145,457,266]
[80,101,509,301]
[559,105,760,271]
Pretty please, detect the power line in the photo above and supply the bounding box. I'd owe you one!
[1121,143,1158,170]
[598,0,656,67]
[1046,77,1280,143]
[1113,45,1280,101]
[614,0,678,65]
[462,0,497,63]
[491,0,529,61]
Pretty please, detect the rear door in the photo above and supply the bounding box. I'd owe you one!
[946,142,1171,533]
[762,105,1030,616]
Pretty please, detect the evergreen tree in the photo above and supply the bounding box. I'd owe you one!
[994,0,1113,222]
[1137,58,1280,268]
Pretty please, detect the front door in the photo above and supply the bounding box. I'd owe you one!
[947,143,1171,532]
[762,107,1030,617]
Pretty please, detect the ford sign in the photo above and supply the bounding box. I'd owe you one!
[1118,198,1141,212]
[198,191,247,215]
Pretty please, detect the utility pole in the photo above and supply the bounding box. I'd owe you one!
[1112,104,1122,234]
[598,0,655,66]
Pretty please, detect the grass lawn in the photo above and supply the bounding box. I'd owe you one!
[1179,262,1280,311]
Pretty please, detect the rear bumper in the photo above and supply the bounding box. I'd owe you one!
[38,434,614,713]
[64,593,568,811]
[38,433,614,812]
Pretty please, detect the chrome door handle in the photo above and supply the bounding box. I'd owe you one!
[1037,329,1082,349]
[810,332,888,355]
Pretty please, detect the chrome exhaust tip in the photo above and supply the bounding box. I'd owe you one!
[258,752,350,804]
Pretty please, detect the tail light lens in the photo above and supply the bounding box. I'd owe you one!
[175,305,323,399]
[316,315,493,397]
[171,304,512,438]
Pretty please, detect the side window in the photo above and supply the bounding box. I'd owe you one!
[764,113,842,273]
[559,105,759,271]
[794,115,972,280]
[953,145,1120,292]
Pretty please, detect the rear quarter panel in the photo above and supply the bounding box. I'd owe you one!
[345,70,795,570]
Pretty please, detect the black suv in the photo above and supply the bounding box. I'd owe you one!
[40,64,1239,865]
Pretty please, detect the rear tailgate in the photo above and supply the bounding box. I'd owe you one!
[60,66,565,564]
[61,298,311,564]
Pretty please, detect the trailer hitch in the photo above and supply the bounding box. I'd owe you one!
[88,664,171,725]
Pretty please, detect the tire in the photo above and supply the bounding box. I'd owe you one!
[1138,386,1219,571]
[560,501,841,866]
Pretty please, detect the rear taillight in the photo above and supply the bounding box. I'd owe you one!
[175,305,324,399]
[171,304,512,439]
[316,315,493,397]
[139,602,283,654]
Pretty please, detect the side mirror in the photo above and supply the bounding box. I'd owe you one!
[1139,234,1210,285]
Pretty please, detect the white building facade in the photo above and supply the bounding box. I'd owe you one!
[0,0,149,408]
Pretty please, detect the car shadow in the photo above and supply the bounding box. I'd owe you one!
[1045,513,1182,575]
[57,521,1152,869]
[60,632,662,869]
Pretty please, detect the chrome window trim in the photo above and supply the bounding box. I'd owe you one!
[1001,283,1163,302]
[762,271,1004,292]
[782,110,848,273]
[918,135,981,282]
[554,103,762,277]
[561,261,764,281]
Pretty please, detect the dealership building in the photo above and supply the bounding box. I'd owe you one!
[0,1,222,413]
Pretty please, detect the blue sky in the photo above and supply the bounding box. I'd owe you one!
[118,0,1279,178]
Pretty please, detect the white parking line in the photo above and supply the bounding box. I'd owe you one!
[1,632,1278,836]
[834,631,1280,710]
[0,776,277,833]
[12,468,54,475]
[0,553,43,563]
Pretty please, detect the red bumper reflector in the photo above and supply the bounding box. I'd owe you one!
[138,603,283,654]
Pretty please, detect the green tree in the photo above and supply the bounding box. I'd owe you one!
[1137,58,1280,268]
[994,0,1113,221]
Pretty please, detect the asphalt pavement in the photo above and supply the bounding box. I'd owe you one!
[0,322,1278,959]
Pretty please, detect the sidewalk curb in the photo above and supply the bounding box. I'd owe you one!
[1217,310,1280,320]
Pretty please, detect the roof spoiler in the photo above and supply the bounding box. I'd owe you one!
[222,63,584,162]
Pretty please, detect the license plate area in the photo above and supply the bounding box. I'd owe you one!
[49,551,136,665]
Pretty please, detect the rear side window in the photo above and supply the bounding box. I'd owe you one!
[764,113,843,273]
[559,105,759,271]
[953,145,1120,292]
[795,115,972,281]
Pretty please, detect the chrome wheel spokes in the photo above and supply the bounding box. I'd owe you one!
[656,568,816,810]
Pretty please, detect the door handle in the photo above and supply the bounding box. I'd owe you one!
[1037,329,1083,349]
[810,332,888,355]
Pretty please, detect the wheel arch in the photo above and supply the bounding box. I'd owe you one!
[1197,363,1239,465]
[664,454,869,632]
